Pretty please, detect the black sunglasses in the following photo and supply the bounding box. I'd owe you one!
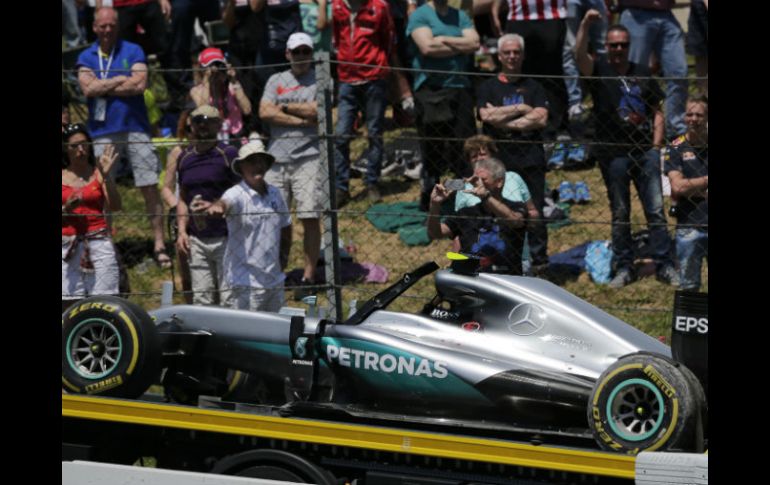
[191,115,220,124]
[63,123,88,137]
[608,42,630,49]
[291,47,313,56]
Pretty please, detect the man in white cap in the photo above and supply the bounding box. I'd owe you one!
[208,140,292,312]
[259,32,322,301]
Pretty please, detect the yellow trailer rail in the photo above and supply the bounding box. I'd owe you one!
[63,394,636,482]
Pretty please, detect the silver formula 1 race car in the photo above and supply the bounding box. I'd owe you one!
[62,259,708,454]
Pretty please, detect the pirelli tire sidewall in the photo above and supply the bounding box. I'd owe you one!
[588,352,701,454]
[678,361,708,440]
[62,296,161,398]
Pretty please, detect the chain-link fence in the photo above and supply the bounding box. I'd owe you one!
[62,53,707,336]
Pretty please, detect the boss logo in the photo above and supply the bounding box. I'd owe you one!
[674,316,708,334]
[430,308,460,320]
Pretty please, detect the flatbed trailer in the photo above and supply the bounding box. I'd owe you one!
[62,393,647,484]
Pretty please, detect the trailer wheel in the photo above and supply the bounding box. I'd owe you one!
[211,450,335,485]
[62,296,161,398]
[588,352,704,454]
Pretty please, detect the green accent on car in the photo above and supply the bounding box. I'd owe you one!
[236,341,290,357]
[66,318,123,380]
[236,340,331,369]
[320,337,485,400]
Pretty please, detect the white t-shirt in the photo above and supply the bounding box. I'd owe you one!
[221,181,292,289]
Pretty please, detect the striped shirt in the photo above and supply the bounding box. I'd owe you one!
[506,0,567,21]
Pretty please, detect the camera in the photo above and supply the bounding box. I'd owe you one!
[444,179,465,191]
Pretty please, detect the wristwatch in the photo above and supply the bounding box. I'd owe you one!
[281,105,288,114]
[479,190,491,201]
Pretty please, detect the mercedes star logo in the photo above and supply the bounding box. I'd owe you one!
[507,303,546,336]
[294,337,308,359]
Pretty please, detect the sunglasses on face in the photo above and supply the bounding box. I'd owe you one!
[67,142,88,150]
[608,42,630,49]
[192,115,220,125]
[291,47,313,56]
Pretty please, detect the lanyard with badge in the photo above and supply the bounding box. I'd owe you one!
[94,47,114,122]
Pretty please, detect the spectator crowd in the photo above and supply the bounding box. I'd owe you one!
[62,0,707,311]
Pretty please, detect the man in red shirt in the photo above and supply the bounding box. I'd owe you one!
[331,0,395,205]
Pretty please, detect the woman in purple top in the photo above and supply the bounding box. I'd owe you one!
[175,105,240,306]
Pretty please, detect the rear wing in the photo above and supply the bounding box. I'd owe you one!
[670,290,708,398]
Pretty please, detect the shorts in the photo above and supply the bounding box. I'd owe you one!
[265,158,323,219]
[223,286,285,313]
[62,236,120,298]
[93,131,161,187]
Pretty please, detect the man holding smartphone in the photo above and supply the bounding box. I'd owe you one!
[427,158,528,275]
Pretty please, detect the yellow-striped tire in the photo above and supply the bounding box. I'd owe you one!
[588,352,704,454]
[62,296,161,398]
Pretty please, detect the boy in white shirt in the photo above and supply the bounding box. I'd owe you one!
[207,140,292,312]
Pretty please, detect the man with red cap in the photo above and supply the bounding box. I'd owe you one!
[190,46,253,144]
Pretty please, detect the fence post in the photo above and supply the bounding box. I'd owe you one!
[160,281,174,307]
[315,52,342,320]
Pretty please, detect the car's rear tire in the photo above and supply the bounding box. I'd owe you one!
[588,352,705,454]
[62,296,161,398]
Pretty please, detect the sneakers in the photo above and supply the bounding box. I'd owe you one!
[403,159,422,180]
[573,181,591,203]
[609,268,635,289]
[656,264,680,287]
[350,159,368,177]
[567,144,587,164]
[547,143,567,170]
[335,189,351,208]
[557,181,591,204]
[381,156,405,177]
[568,103,587,122]
[293,278,316,302]
[557,181,575,203]
[366,184,382,203]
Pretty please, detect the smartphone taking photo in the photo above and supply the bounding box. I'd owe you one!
[444,179,465,192]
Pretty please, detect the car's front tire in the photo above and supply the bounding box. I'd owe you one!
[62,296,161,398]
[588,352,705,454]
